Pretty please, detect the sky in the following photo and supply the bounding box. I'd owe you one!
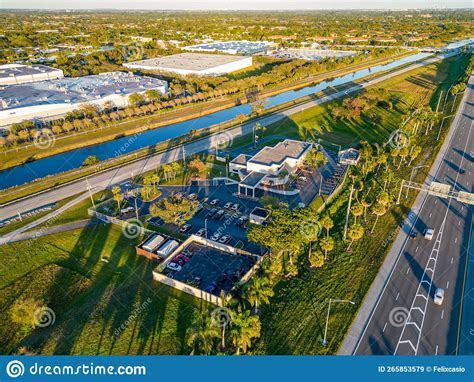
[0,0,470,10]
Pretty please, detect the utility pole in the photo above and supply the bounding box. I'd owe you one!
[435,90,443,112]
[135,197,139,220]
[85,179,96,209]
[396,179,405,205]
[343,182,355,240]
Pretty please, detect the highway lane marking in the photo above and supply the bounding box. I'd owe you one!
[429,213,432,218]
[406,267,410,274]
[441,310,445,320]
[383,322,388,333]
[435,345,439,355]
[459,221,461,226]
[396,292,400,301]
[415,246,419,252]
[455,237,458,244]
[451,257,454,264]
[446,281,449,289]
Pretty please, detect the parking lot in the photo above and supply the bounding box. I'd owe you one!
[162,241,258,296]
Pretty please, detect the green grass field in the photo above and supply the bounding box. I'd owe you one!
[0,224,202,355]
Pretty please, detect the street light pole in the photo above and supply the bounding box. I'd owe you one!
[319,173,323,196]
[321,299,355,347]
[406,165,428,198]
[205,218,208,240]
[85,179,96,209]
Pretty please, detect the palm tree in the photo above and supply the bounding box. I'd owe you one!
[407,145,422,167]
[228,310,261,355]
[320,214,334,238]
[347,224,364,251]
[186,310,220,355]
[371,203,387,234]
[245,276,274,314]
[319,236,335,261]
[351,204,364,224]
[361,196,373,223]
[112,186,123,210]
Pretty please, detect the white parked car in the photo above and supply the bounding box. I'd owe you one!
[166,262,182,272]
[210,232,222,241]
[424,228,434,240]
[434,288,444,305]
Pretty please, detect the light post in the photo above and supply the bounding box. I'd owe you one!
[85,179,96,209]
[406,165,428,198]
[205,218,208,239]
[321,299,355,347]
[319,173,323,196]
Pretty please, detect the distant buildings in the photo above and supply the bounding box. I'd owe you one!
[230,139,313,198]
[124,53,252,76]
[269,48,357,61]
[0,64,64,86]
[183,40,270,55]
[0,71,168,128]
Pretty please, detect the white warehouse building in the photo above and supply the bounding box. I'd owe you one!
[123,53,252,76]
[0,71,168,128]
[0,64,64,86]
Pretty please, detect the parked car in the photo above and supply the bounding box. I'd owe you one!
[207,208,217,218]
[195,228,206,237]
[224,202,233,209]
[210,232,222,241]
[236,215,248,226]
[205,282,217,293]
[214,209,225,220]
[179,224,192,233]
[176,254,190,263]
[219,234,231,244]
[434,288,445,305]
[209,198,220,206]
[166,262,182,272]
[188,193,198,200]
[231,203,240,211]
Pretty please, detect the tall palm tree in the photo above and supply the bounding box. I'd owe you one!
[361,196,373,223]
[245,276,274,314]
[186,310,220,355]
[371,203,387,234]
[228,310,261,355]
[347,224,364,251]
[351,204,364,224]
[319,236,335,261]
[320,214,334,238]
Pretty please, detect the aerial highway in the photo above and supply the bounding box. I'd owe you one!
[0,53,452,243]
[340,73,474,355]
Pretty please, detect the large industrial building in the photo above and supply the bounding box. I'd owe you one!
[0,71,168,128]
[0,64,64,86]
[270,48,357,61]
[183,40,270,55]
[123,52,252,76]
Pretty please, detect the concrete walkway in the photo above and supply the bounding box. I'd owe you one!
[338,72,473,355]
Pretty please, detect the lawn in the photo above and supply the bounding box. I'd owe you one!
[264,54,460,148]
[252,53,470,354]
[0,224,203,355]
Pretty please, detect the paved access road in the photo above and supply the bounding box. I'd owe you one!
[345,74,474,355]
[0,54,449,223]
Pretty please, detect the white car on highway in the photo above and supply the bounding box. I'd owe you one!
[434,288,444,305]
[424,228,434,240]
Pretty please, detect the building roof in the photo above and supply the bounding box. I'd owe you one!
[240,171,267,188]
[250,207,270,218]
[0,64,62,79]
[0,71,167,111]
[184,40,269,55]
[124,53,249,72]
[248,139,311,167]
[230,153,250,166]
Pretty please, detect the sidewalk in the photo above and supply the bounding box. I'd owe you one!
[338,73,473,355]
